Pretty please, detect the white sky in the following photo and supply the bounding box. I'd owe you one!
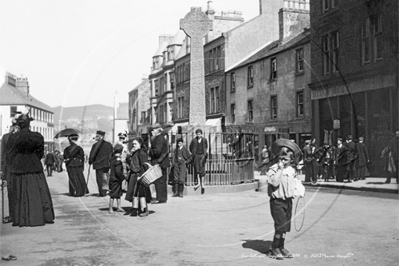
[0,0,259,108]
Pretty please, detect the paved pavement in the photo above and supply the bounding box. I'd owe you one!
[1,169,398,266]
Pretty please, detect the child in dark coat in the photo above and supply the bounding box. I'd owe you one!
[172,138,191,197]
[108,144,127,213]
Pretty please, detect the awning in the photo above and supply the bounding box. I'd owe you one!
[170,122,188,134]
[205,117,222,133]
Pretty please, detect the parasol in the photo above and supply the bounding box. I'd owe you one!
[54,128,82,139]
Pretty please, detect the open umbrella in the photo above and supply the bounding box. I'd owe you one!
[54,128,82,139]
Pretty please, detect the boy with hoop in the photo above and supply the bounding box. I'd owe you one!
[266,139,303,260]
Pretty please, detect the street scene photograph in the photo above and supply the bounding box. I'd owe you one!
[0,0,398,265]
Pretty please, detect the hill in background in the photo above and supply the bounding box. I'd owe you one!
[51,104,114,123]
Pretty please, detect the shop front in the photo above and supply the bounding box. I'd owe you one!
[312,86,398,176]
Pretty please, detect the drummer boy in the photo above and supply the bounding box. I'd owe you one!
[266,139,302,260]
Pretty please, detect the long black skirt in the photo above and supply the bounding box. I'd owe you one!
[125,173,151,203]
[67,167,89,196]
[11,172,55,227]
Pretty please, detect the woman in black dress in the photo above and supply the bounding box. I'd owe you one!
[6,111,55,227]
[63,134,89,196]
[125,137,151,217]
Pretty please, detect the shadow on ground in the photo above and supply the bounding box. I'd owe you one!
[242,240,272,254]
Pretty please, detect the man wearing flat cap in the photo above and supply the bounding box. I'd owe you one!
[148,124,170,203]
[89,130,113,196]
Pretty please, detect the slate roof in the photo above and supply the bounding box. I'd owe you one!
[0,82,53,112]
[230,29,311,72]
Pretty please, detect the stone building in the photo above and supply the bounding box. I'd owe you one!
[0,72,55,151]
[128,78,150,137]
[225,5,311,149]
[308,0,398,175]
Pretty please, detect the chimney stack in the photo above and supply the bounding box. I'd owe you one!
[206,1,215,20]
[278,1,310,41]
[16,76,29,96]
[5,72,30,96]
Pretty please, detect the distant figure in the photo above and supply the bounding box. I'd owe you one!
[303,139,317,184]
[108,144,127,213]
[55,151,64,172]
[172,138,191,198]
[64,134,89,197]
[260,145,270,175]
[336,138,347,183]
[44,150,56,177]
[6,110,55,227]
[89,130,113,197]
[189,128,208,190]
[381,131,398,184]
[344,135,358,182]
[356,137,369,180]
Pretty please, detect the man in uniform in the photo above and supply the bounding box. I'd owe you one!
[89,130,113,196]
[149,124,170,203]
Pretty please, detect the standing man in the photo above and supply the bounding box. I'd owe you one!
[356,137,369,180]
[149,124,170,203]
[0,118,19,223]
[303,139,317,184]
[189,128,208,189]
[344,135,357,182]
[336,138,348,182]
[89,130,113,197]
[44,150,56,177]
[382,131,398,184]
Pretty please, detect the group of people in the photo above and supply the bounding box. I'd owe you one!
[303,134,370,184]
[302,131,399,184]
[86,125,208,217]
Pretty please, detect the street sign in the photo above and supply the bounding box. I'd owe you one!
[333,119,340,129]
[264,126,276,133]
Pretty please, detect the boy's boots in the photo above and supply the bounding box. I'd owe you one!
[172,184,179,197]
[178,184,184,198]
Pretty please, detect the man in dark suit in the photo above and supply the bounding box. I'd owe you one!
[0,118,19,223]
[149,124,170,203]
[303,139,318,184]
[356,137,369,180]
[44,150,56,176]
[89,130,113,196]
[344,135,357,182]
[189,128,208,189]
